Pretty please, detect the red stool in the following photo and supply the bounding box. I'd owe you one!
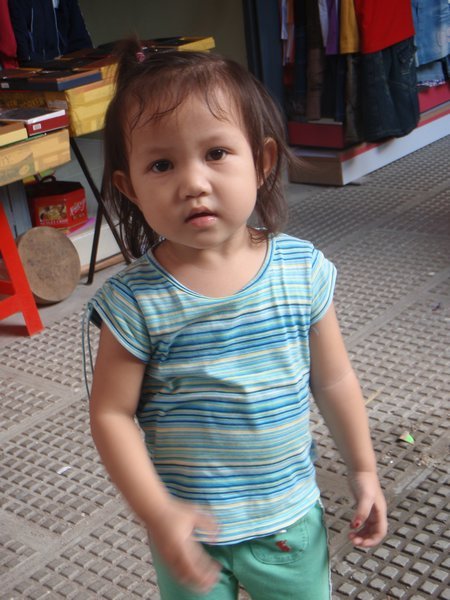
[0,202,44,335]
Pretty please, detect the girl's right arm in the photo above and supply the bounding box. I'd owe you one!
[89,324,220,593]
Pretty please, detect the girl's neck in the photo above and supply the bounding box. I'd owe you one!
[153,228,268,298]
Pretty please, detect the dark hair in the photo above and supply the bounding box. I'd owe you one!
[103,37,297,259]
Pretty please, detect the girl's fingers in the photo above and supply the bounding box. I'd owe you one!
[174,540,221,593]
[349,508,387,548]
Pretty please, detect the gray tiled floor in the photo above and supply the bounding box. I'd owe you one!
[1,136,449,599]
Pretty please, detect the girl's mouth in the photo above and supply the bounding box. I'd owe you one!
[186,208,217,227]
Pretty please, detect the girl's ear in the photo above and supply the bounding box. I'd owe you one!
[261,137,277,182]
[112,170,138,203]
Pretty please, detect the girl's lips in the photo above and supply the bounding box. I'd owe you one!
[186,212,218,227]
[186,208,217,227]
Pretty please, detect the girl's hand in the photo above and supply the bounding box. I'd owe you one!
[348,471,388,548]
[147,497,221,593]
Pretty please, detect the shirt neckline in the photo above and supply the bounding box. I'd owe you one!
[146,235,275,300]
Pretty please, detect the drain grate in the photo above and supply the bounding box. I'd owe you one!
[332,229,450,338]
[0,310,87,391]
[360,136,450,191]
[286,186,416,250]
[332,469,449,599]
[8,510,159,600]
[1,400,117,537]
[0,375,61,435]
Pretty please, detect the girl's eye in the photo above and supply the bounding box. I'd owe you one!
[207,148,228,161]
[151,160,172,173]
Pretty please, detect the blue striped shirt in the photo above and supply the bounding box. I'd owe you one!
[88,233,336,543]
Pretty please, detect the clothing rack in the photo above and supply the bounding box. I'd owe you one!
[243,0,450,185]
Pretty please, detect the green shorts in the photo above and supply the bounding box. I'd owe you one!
[152,502,331,600]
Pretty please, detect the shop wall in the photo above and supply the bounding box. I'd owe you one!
[78,0,248,65]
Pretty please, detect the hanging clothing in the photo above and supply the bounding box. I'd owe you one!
[353,0,415,54]
[305,0,325,120]
[287,0,308,119]
[416,59,448,87]
[412,0,449,87]
[360,37,419,141]
[0,0,18,68]
[321,54,346,121]
[280,0,296,64]
[8,0,92,64]
[340,0,359,54]
[344,53,363,144]
[411,0,449,66]
[317,0,329,49]
[325,0,339,55]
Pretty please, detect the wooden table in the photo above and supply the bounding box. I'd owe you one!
[0,77,128,283]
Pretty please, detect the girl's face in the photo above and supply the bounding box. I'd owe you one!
[114,93,274,258]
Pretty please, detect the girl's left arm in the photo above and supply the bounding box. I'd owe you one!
[309,302,388,547]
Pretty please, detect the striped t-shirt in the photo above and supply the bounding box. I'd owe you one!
[88,233,336,543]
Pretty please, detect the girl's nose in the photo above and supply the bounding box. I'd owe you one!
[179,163,212,199]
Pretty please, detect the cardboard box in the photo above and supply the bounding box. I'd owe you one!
[142,36,215,52]
[0,121,28,146]
[44,80,115,136]
[0,89,48,110]
[0,106,69,136]
[0,79,114,136]
[26,68,102,91]
[27,179,88,230]
[0,128,70,186]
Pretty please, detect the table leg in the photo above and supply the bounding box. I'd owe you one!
[70,138,129,284]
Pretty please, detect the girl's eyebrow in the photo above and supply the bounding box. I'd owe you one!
[132,138,176,155]
[139,131,237,154]
[139,145,171,154]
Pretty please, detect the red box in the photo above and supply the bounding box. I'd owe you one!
[288,119,346,149]
[27,178,88,230]
[418,81,450,112]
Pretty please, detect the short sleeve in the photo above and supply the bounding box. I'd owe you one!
[310,248,337,324]
[87,278,151,362]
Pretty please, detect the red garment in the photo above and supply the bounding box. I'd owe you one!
[354,0,415,54]
[0,0,18,68]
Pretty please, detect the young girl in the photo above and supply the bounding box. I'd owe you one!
[88,38,387,600]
